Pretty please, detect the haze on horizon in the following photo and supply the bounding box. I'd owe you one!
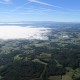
[0,0,80,22]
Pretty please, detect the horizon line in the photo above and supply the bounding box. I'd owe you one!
[0,21,80,23]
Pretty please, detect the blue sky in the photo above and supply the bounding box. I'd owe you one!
[0,0,80,22]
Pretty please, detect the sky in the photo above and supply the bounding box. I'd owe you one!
[0,0,80,22]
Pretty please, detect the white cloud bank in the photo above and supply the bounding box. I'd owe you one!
[0,26,50,40]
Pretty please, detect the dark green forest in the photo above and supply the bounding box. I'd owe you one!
[0,26,80,80]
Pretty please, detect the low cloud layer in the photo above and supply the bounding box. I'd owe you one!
[0,26,50,40]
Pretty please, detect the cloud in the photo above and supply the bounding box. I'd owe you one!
[0,0,80,15]
[10,2,31,12]
[0,0,11,4]
[0,7,55,15]
[28,0,80,12]
[28,0,64,9]
[0,26,50,40]
[4,0,10,2]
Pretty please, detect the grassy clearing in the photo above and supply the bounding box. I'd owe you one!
[62,74,72,80]
[49,76,61,80]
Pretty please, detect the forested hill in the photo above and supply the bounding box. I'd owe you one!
[0,26,80,80]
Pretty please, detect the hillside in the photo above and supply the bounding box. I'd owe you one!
[0,26,80,80]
